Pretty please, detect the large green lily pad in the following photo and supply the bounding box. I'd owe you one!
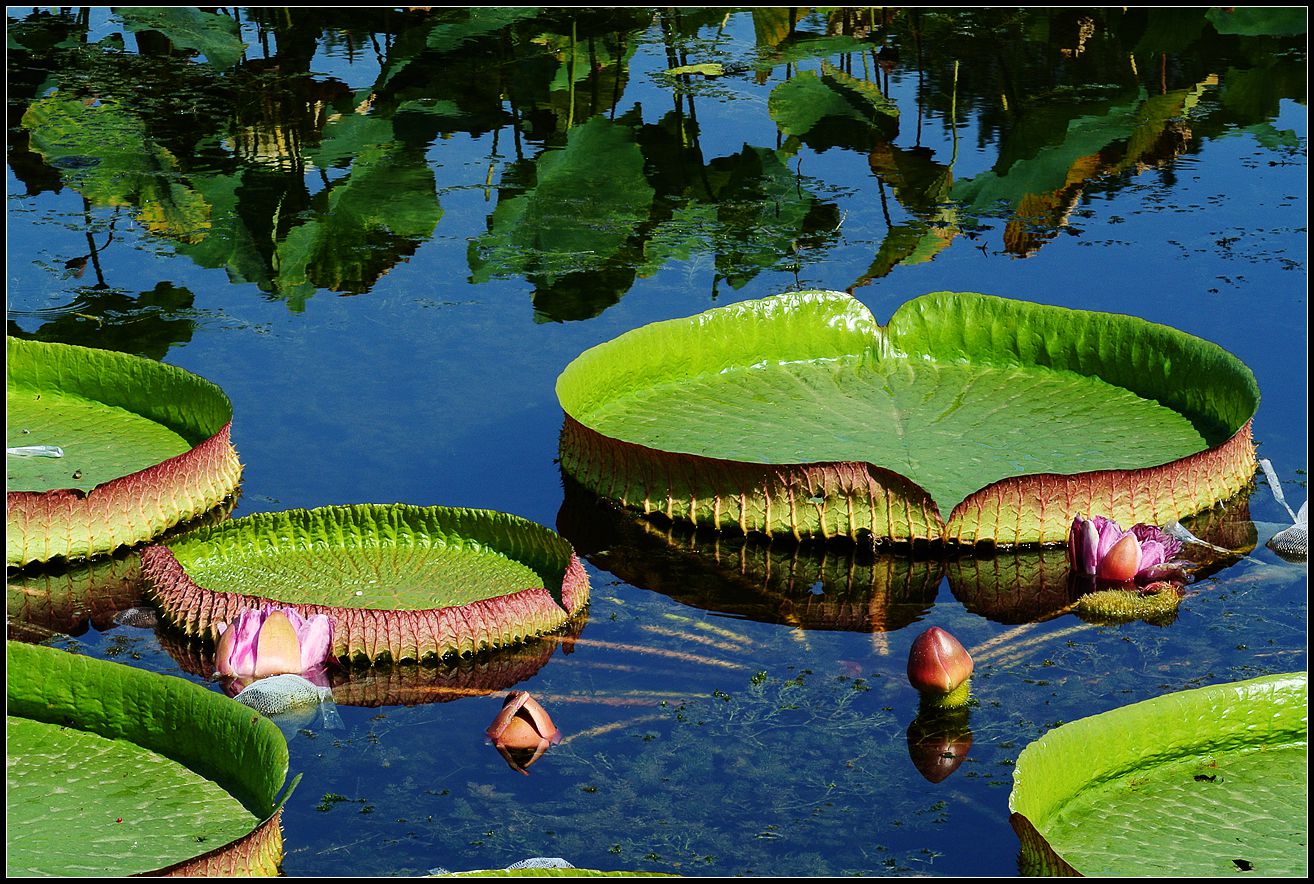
[6,642,293,876]
[143,503,590,664]
[556,291,1259,545]
[1009,672,1307,876]
[6,337,243,566]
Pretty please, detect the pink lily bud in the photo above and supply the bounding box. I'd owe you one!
[907,627,974,696]
[1096,533,1142,583]
[214,605,335,679]
[487,691,561,775]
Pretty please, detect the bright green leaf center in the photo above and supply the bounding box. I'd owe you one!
[577,355,1207,515]
[7,385,191,492]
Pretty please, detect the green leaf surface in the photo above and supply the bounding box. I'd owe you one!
[6,642,289,876]
[114,6,247,69]
[6,338,234,493]
[558,291,1253,518]
[165,504,574,609]
[1010,672,1307,877]
[7,385,190,492]
[6,716,257,876]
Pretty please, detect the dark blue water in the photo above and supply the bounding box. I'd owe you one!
[7,8,1307,876]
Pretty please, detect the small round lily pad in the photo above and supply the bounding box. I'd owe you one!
[6,337,242,566]
[6,641,294,876]
[1009,672,1307,876]
[556,291,1259,546]
[143,503,590,664]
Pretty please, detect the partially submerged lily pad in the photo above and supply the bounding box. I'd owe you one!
[6,641,294,876]
[6,337,242,566]
[1009,671,1307,876]
[556,291,1258,546]
[560,475,1256,629]
[143,503,590,664]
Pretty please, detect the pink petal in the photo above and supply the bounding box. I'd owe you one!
[295,613,335,671]
[1093,516,1127,561]
[224,608,266,677]
[1136,539,1168,572]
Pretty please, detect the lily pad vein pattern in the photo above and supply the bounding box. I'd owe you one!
[579,356,1207,517]
[5,716,257,877]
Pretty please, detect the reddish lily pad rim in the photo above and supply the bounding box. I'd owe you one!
[6,337,243,566]
[143,503,590,664]
[556,290,1259,545]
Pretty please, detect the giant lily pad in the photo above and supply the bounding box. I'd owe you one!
[6,337,243,566]
[1009,672,1307,876]
[556,291,1259,546]
[6,641,294,876]
[142,503,590,664]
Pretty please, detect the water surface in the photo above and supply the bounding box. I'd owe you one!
[6,7,1307,877]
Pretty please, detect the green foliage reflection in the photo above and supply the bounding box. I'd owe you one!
[7,6,1306,323]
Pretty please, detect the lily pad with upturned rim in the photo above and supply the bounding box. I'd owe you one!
[1009,672,1307,876]
[5,641,294,876]
[556,291,1258,546]
[6,337,243,566]
[558,475,1254,630]
[142,503,590,664]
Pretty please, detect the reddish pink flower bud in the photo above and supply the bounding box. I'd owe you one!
[487,691,561,775]
[1096,533,1142,583]
[907,627,974,696]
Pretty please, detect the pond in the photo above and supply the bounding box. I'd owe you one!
[5,7,1307,877]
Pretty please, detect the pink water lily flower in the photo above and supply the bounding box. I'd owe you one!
[1067,515,1186,585]
[214,606,335,679]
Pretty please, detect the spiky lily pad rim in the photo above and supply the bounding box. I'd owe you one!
[556,290,1259,546]
[6,338,243,567]
[6,641,291,877]
[143,503,590,665]
[1008,671,1307,876]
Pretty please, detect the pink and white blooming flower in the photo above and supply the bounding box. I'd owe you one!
[214,605,335,679]
[1067,514,1186,585]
